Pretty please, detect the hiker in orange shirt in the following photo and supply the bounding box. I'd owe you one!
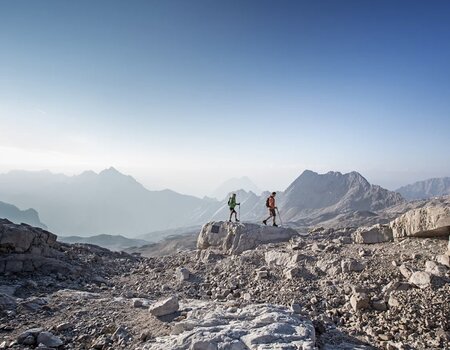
[263,192,278,227]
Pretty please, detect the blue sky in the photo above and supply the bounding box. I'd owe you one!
[1,0,449,196]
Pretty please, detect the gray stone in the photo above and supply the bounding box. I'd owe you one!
[145,301,315,350]
[436,254,450,268]
[176,267,190,282]
[353,224,394,244]
[399,264,415,279]
[408,271,432,289]
[56,323,73,332]
[425,260,447,277]
[390,205,450,238]
[316,258,342,275]
[36,332,63,348]
[372,299,387,311]
[0,293,17,311]
[350,292,370,311]
[341,258,365,273]
[17,328,43,344]
[255,270,268,280]
[264,251,301,267]
[388,294,401,308]
[149,295,179,316]
[197,221,298,255]
[284,267,302,280]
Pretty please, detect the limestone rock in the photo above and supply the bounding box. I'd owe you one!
[341,258,365,273]
[264,250,302,267]
[197,221,298,255]
[424,260,447,277]
[389,205,450,238]
[36,332,63,348]
[176,267,190,282]
[353,224,393,244]
[408,271,432,289]
[350,292,370,311]
[146,300,316,350]
[436,254,449,267]
[149,295,179,317]
[316,258,342,275]
[399,264,415,279]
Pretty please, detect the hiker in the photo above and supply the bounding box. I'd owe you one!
[228,193,240,222]
[263,192,278,227]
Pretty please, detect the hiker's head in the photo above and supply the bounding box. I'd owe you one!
[272,192,276,196]
[232,193,236,198]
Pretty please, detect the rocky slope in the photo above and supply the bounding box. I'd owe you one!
[396,177,450,200]
[0,209,449,349]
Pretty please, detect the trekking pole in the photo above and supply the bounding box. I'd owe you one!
[238,204,241,222]
[276,208,283,226]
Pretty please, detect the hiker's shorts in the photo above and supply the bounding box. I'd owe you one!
[269,208,276,217]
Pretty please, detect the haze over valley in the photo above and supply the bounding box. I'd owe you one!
[1,167,449,245]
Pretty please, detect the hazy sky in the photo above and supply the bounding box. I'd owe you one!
[1,0,450,196]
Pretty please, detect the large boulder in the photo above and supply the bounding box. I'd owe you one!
[353,224,393,244]
[0,219,73,274]
[147,300,316,350]
[197,221,298,255]
[0,219,57,254]
[149,296,179,317]
[389,205,450,239]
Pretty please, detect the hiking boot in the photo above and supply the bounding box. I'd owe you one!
[262,220,267,225]
[236,219,240,222]
[273,223,278,227]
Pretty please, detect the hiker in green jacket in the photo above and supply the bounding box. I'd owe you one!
[228,193,240,222]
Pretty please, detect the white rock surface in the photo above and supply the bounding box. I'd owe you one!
[149,295,179,317]
[408,271,432,289]
[197,221,298,255]
[436,254,449,267]
[424,260,447,277]
[143,300,316,350]
[353,224,394,244]
[264,251,302,267]
[389,205,450,238]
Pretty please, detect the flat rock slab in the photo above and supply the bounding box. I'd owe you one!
[142,300,316,350]
[390,205,450,238]
[197,221,298,255]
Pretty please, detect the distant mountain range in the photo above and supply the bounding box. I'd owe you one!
[0,200,46,228]
[0,168,406,237]
[0,168,214,237]
[396,177,450,200]
[211,176,261,200]
[205,170,405,227]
